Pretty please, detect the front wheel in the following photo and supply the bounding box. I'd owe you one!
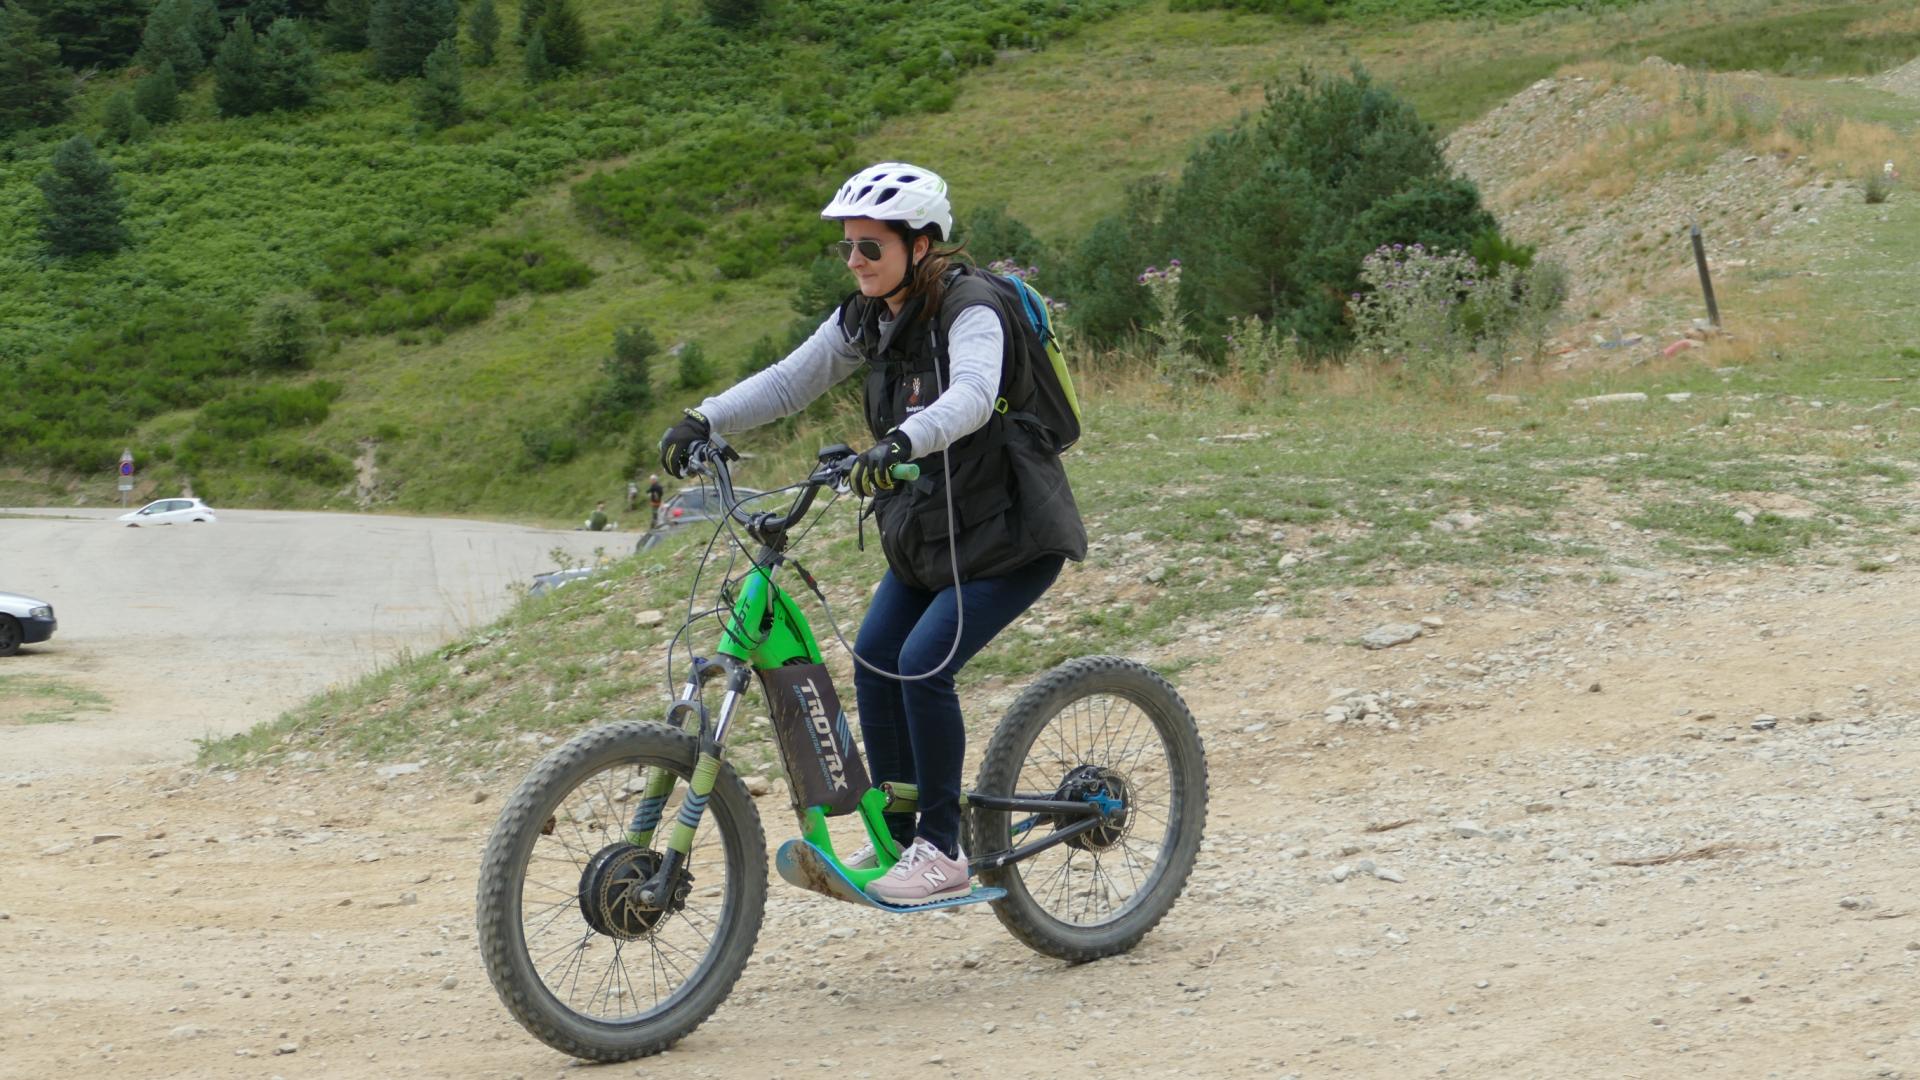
[969,656,1208,961]
[476,721,767,1061]
[0,615,21,657]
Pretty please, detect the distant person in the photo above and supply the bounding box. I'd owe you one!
[626,480,640,512]
[587,501,609,532]
[647,474,664,527]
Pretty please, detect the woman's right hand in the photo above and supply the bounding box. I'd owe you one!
[658,408,711,478]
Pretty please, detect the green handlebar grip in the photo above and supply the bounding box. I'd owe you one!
[890,463,920,482]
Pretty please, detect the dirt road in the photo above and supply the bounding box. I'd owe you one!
[4,551,1917,1079]
[1,508,626,771]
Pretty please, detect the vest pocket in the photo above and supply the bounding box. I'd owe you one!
[874,456,1019,591]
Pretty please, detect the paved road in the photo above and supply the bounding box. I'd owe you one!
[0,508,630,774]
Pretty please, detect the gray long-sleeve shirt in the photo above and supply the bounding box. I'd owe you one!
[696,304,1004,457]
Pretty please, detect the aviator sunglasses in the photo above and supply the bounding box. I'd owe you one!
[834,238,893,261]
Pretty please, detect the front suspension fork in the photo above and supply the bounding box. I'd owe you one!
[636,657,749,907]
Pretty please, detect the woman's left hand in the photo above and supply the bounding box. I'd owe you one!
[849,431,912,498]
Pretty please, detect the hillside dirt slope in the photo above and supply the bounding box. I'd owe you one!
[6,551,1919,1078]
[1445,60,1847,326]
[1873,55,1920,99]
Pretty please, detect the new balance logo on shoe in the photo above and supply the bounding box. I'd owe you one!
[921,867,948,887]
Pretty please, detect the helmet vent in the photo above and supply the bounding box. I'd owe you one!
[877,186,899,204]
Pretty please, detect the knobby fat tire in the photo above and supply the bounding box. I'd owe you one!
[476,721,768,1061]
[968,656,1208,961]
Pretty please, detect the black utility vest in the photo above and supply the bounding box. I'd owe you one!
[837,268,1087,592]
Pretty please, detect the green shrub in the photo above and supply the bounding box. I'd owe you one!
[955,203,1048,270]
[312,237,593,334]
[1864,168,1893,205]
[520,425,578,466]
[249,296,323,369]
[197,381,342,442]
[249,438,356,485]
[1158,67,1501,356]
[704,0,763,30]
[100,90,139,143]
[133,60,181,124]
[1059,178,1164,345]
[737,333,779,380]
[675,340,712,390]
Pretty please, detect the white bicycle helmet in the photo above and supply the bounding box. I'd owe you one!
[821,162,952,241]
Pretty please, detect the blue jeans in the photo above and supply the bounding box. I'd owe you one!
[852,554,1065,858]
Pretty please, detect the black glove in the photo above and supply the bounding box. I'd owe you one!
[849,430,912,498]
[657,408,710,478]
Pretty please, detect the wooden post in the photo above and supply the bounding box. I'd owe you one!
[1691,223,1720,328]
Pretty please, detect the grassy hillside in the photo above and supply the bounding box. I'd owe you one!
[205,161,1920,767]
[6,0,1920,522]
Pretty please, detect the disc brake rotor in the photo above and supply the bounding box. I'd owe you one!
[1050,764,1131,852]
[577,843,690,940]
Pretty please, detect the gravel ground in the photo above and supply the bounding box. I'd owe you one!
[5,555,1918,1079]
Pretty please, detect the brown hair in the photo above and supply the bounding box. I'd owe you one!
[886,221,969,321]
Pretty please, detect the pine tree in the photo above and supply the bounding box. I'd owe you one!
[244,0,292,32]
[465,0,497,65]
[23,0,148,70]
[515,0,542,45]
[368,0,456,78]
[257,17,318,110]
[322,0,370,50]
[138,0,202,75]
[37,134,131,258]
[600,324,657,412]
[674,341,712,390]
[212,17,262,116]
[100,88,138,142]
[534,0,582,68]
[413,35,460,128]
[128,110,150,140]
[188,0,223,55]
[133,60,180,123]
[521,25,547,83]
[0,7,75,135]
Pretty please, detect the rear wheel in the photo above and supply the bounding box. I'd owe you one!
[476,721,766,1061]
[969,656,1207,961]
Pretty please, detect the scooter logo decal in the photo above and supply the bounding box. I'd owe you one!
[794,678,850,792]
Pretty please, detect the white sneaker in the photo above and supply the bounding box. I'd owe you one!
[842,841,879,870]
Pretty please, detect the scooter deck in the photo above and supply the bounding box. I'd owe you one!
[775,838,1006,912]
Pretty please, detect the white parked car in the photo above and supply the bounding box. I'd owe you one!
[119,497,217,526]
[0,590,57,656]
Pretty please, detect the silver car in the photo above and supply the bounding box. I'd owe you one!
[0,590,57,656]
[118,497,218,526]
[636,485,765,552]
